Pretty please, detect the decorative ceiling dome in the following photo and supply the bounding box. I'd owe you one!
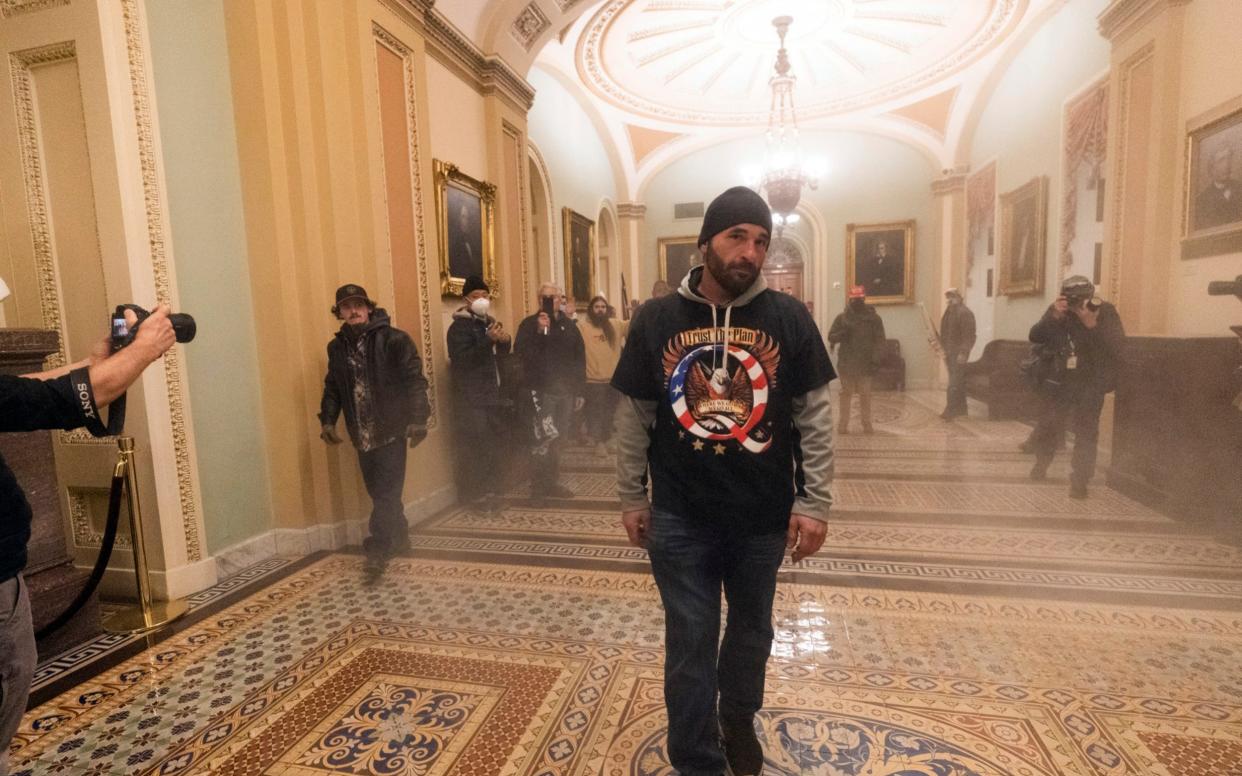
[578,0,1019,126]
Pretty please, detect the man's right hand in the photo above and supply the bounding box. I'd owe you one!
[320,424,343,444]
[1051,296,1068,319]
[127,304,177,364]
[621,508,650,548]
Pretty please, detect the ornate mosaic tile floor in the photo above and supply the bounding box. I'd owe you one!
[11,390,1242,775]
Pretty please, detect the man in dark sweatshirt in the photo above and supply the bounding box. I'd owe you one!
[1,306,176,776]
[827,285,887,434]
[612,186,836,776]
[319,284,430,577]
[513,283,585,504]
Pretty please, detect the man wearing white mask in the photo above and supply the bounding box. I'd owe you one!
[447,275,511,511]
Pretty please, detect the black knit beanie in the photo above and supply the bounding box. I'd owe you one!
[462,274,489,297]
[697,186,773,247]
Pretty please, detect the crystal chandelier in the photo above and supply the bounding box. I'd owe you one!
[747,16,820,230]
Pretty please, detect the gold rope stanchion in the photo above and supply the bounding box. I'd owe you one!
[103,436,188,634]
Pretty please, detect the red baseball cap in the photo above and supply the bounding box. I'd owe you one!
[848,285,866,299]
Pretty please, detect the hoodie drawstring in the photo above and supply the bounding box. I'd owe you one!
[708,302,733,381]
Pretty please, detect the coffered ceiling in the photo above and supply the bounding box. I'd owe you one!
[440,0,1068,197]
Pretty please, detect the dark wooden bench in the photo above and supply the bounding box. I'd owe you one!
[874,338,906,391]
[963,339,1039,420]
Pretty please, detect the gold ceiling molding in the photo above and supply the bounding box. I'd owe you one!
[120,0,203,563]
[0,0,69,19]
[381,0,535,112]
[930,171,968,196]
[511,2,551,51]
[1098,0,1191,44]
[373,22,440,429]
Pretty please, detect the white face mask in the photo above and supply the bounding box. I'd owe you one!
[469,297,490,317]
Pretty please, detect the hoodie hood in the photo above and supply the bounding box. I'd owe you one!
[335,306,392,339]
[676,264,768,308]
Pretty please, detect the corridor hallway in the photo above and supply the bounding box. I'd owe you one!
[9,391,1242,775]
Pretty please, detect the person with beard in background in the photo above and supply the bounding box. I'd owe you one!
[612,186,835,776]
[447,275,511,512]
[828,285,887,434]
[320,284,430,579]
[580,294,627,454]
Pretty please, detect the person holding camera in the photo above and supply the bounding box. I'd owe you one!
[513,283,585,505]
[319,284,430,578]
[1027,275,1126,499]
[1,305,177,775]
[446,275,510,512]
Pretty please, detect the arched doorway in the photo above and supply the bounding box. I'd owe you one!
[596,203,617,304]
[762,236,806,301]
[527,145,555,288]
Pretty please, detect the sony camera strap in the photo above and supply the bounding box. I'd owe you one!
[69,366,127,437]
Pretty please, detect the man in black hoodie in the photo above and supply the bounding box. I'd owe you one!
[514,283,586,504]
[320,284,430,577]
[612,186,836,776]
[447,275,510,510]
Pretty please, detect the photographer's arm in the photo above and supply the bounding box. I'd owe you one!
[22,305,173,405]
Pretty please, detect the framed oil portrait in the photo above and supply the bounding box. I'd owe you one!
[658,236,700,285]
[846,220,915,304]
[561,208,595,306]
[998,176,1048,296]
[434,159,496,296]
[1182,100,1242,259]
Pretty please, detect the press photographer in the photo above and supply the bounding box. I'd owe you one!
[1026,276,1126,499]
[0,304,179,774]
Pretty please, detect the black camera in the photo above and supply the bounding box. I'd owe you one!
[1064,293,1101,312]
[110,304,197,353]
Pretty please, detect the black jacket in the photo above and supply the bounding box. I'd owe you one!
[513,311,585,396]
[828,304,887,378]
[446,307,510,406]
[1,374,81,584]
[1029,301,1125,395]
[319,309,430,447]
[940,303,977,361]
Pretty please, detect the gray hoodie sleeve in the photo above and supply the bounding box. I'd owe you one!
[792,382,834,521]
[614,396,657,511]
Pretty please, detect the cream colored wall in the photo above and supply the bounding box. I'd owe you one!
[525,66,619,299]
[969,0,1111,342]
[147,0,274,556]
[1169,0,1242,336]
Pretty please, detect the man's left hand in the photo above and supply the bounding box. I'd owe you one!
[407,424,428,447]
[786,513,827,563]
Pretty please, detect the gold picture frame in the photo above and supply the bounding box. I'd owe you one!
[1182,99,1242,259]
[658,236,700,285]
[846,220,915,305]
[434,159,497,297]
[998,176,1048,297]
[561,207,595,306]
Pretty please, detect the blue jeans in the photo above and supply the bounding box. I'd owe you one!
[646,508,787,776]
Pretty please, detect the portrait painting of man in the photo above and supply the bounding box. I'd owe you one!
[846,221,915,304]
[999,176,1047,296]
[658,236,700,285]
[447,186,484,281]
[562,208,595,306]
[434,159,496,296]
[1187,109,1242,238]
